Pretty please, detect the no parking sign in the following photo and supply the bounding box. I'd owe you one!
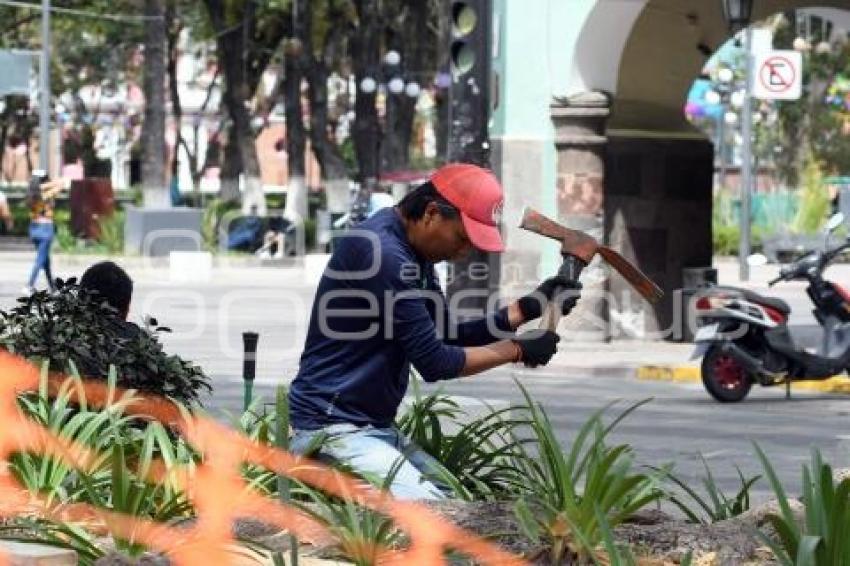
[752,50,802,100]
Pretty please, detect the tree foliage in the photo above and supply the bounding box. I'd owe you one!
[772,14,850,184]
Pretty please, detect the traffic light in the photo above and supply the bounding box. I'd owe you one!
[447,0,492,166]
[445,0,495,314]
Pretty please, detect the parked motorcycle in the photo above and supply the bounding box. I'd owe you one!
[693,213,850,402]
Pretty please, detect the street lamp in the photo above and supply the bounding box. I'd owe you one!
[383,50,401,66]
[705,65,737,187]
[721,0,754,35]
[358,52,421,101]
[721,0,754,281]
[793,36,811,52]
[717,67,734,84]
[352,50,422,225]
[39,0,51,172]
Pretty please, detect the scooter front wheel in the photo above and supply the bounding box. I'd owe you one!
[701,344,753,403]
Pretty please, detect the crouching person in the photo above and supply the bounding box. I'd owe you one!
[288,164,581,499]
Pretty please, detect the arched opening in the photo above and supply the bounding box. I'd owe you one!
[566,0,850,337]
[684,9,850,264]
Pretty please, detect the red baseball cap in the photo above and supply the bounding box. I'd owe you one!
[429,163,505,252]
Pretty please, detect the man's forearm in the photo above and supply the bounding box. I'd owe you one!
[459,340,520,376]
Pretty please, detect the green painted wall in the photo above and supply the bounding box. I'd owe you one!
[492,0,595,138]
[491,0,597,276]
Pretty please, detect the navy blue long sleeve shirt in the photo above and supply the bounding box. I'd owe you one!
[289,208,512,429]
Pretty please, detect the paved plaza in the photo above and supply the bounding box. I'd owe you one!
[2,252,850,500]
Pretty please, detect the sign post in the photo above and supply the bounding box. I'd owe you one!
[739,28,754,282]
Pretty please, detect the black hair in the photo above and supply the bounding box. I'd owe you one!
[397,180,459,221]
[80,261,134,317]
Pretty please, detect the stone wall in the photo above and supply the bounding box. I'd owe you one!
[605,135,713,338]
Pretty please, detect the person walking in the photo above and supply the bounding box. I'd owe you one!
[23,171,65,294]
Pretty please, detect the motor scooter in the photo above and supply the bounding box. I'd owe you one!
[692,213,850,402]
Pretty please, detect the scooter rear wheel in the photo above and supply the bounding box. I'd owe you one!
[701,345,753,403]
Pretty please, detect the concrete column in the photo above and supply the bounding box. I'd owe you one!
[550,91,610,340]
[492,137,549,291]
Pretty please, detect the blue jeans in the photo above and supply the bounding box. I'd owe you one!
[290,424,450,500]
[28,222,55,289]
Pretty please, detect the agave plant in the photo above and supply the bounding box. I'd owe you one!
[755,445,850,565]
[231,397,280,496]
[81,430,194,556]
[0,516,105,565]
[0,366,196,563]
[9,365,137,507]
[293,484,403,566]
[511,384,660,564]
[653,456,760,524]
[395,379,531,500]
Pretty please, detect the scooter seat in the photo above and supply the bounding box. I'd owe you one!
[710,286,791,314]
[741,290,791,314]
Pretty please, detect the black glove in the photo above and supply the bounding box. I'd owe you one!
[511,329,561,368]
[517,277,582,321]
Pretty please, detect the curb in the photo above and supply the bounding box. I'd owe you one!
[636,364,850,394]
[636,365,701,383]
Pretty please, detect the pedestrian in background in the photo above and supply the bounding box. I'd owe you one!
[0,187,12,234]
[23,170,65,294]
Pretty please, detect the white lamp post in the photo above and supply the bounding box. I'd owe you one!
[39,0,51,172]
[721,0,754,281]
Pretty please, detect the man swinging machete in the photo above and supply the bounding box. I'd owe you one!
[288,163,583,500]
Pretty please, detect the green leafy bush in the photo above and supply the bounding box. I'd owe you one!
[712,220,767,256]
[201,197,240,251]
[793,153,831,235]
[0,279,210,405]
[96,211,125,254]
[713,223,740,256]
[54,222,80,252]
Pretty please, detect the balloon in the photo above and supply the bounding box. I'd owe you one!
[684,102,705,118]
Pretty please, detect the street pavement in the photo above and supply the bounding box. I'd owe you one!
[1,251,850,502]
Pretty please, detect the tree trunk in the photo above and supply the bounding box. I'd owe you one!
[380,0,429,173]
[282,3,308,226]
[177,73,220,193]
[165,0,182,183]
[141,0,169,208]
[434,0,451,161]
[220,125,242,202]
[307,60,349,217]
[204,0,269,215]
[351,0,381,181]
